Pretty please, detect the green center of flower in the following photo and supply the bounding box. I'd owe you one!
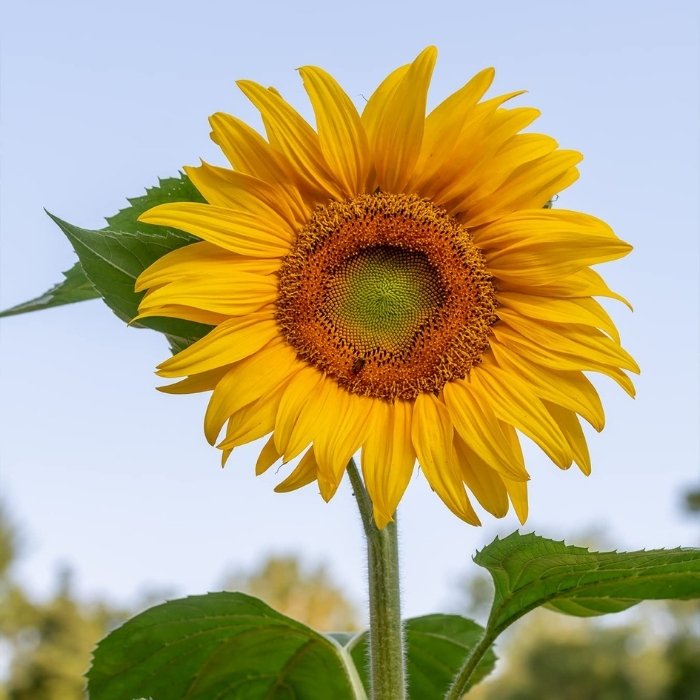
[276,192,497,401]
[324,246,444,354]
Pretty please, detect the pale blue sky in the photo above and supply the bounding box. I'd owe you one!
[1,0,698,618]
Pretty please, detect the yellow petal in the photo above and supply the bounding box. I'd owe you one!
[452,107,552,196]
[139,272,277,318]
[256,436,282,475]
[477,104,541,145]
[184,161,307,228]
[138,202,293,257]
[471,364,573,468]
[497,292,621,343]
[157,367,229,395]
[417,91,528,203]
[275,448,319,493]
[209,112,297,188]
[411,67,495,186]
[135,242,278,293]
[314,385,373,501]
[274,366,324,455]
[498,422,529,524]
[236,80,343,200]
[462,150,583,226]
[452,132,558,206]
[453,434,510,518]
[503,479,528,525]
[492,323,637,397]
[490,131,558,166]
[498,309,639,374]
[217,382,288,452]
[490,342,605,431]
[473,207,620,248]
[204,339,299,444]
[132,304,227,326]
[361,63,410,159]
[544,402,592,475]
[361,400,416,529]
[412,394,480,524]
[280,376,338,466]
[368,46,437,192]
[503,266,632,310]
[298,66,370,196]
[443,380,528,481]
[504,479,528,524]
[474,209,632,285]
[156,311,278,378]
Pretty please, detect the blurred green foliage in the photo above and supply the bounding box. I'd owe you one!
[221,555,359,632]
[0,505,128,700]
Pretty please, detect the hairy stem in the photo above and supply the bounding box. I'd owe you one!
[347,459,406,700]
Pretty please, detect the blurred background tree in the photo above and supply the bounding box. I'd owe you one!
[221,556,359,632]
[685,487,700,516]
[0,505,128,700]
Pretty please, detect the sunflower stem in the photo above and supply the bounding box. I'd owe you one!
[347,459,406,700]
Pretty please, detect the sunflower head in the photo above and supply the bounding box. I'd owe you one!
[276,191,498,401]
[135,47,637,529]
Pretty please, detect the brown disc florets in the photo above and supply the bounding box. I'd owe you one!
[276,193,497,401]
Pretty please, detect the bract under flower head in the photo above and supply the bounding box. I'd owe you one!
[135,47,638,528]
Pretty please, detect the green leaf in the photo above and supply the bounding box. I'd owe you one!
[475,532,700,636]
[0,173,206,326]
[348,614,496,698]
[0,262,99,318]
[47,213,211,346]
[104,173,205,235]
[88,592,366,700]
[166,333,199,355]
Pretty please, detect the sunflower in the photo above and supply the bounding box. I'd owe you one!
[135,47,637,528]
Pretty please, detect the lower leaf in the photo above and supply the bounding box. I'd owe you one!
[88,592,364,700]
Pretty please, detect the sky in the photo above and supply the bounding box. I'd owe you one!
[1,0,698,621]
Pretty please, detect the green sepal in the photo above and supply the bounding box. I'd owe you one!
[88,592,366,700]
[347,614,496,697]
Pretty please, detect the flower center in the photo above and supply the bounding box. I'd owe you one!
[324,246,444,354]
[276,193,497,401]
